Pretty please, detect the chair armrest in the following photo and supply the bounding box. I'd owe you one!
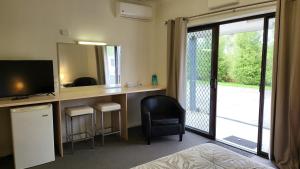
[141,105,151,126]
[145,111,151,136]
[178,108,186,125]
[175,104,186,134]
[172,102,186,125]
[141,106,151,119]
[145,111,151,125]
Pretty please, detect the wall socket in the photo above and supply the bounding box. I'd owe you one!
[59,29,70,37]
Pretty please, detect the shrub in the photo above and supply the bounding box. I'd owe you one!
[218,36,232,82]
[233,31,263,85]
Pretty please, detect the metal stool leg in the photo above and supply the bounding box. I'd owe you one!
[91,113,95,148]
[119,110,122,138]
[94,110,97,136]
[101,111,104,146]
[65,114,68,142]
[85,116,88,138]
[71,116,74,153]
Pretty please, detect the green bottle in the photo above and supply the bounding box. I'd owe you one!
[152,74,158,86]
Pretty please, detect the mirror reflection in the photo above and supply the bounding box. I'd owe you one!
[58,43,121,88]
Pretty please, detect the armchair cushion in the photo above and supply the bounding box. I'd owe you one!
[152,118,179,126]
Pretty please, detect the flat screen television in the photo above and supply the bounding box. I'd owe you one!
[0,60,55,99]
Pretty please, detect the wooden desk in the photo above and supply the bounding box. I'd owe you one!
[56,85,165,156]
[0,85,165,158]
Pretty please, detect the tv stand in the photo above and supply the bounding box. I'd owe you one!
[11,96,29,100]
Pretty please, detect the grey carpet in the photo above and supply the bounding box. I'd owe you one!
[1,127,208,169]
[0,127,274,169]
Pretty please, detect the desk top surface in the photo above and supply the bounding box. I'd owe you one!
[0,95,59,108]
[59,85,166,101]
[0,85,166,108]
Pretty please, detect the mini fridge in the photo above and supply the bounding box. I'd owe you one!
[10,104,55,169]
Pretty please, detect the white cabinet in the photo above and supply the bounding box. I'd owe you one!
[11,104,55,169]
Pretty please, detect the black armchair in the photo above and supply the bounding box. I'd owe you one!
[73,77,97,87]
[141,95,186,145]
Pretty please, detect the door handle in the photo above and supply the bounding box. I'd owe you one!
[42,114,49,117]
[215,79,218,89]
[212,79,217,90]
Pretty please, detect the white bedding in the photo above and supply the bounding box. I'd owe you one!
[132,143,273,169]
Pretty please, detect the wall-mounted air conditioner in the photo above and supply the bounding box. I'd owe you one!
[116,2,153,20]
[208,0,240,10]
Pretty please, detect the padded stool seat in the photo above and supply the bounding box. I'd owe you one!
[95,103,121,112]
[66,106,94,117]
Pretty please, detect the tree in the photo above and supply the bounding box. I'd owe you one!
[265,29,274,86]
[233,31,263,85]
[218,36,231,82]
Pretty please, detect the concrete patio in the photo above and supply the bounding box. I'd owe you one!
[186,85,271,153]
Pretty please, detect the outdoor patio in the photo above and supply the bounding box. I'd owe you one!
[186,85,271,153]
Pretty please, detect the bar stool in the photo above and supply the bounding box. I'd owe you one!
[94,102,121,145]
[65,106,95,153]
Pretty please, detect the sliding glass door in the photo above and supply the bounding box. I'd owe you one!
[216,18,264,153]
[185,13,275,157]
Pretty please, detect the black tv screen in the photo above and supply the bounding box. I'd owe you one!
[0,60,54,98]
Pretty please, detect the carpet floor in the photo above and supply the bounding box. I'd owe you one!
[0,127,275,169]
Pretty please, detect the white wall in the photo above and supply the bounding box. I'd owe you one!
[0,0,157,157]
[152,0,276,86]
[0,0,157,87]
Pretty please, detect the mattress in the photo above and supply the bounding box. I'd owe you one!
[132,143,273,169]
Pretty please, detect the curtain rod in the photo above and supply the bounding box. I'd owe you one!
[164,0,276,24]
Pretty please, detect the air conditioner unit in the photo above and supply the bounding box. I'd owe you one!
[116,2,153,20]
[208,0,239,10]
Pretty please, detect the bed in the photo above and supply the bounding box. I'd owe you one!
[132,143,273,169]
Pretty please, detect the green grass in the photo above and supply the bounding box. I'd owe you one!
[188,80,272,90]
[218,82,272,90]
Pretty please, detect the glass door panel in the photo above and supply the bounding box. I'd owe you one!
[261,17,275,154]
[216,18,264,152]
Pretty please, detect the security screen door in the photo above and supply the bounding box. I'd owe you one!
[186,26,218,138]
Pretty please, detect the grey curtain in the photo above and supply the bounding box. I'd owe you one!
[95,46,106,85]
[271,0,300,168]
[166,17,187,106]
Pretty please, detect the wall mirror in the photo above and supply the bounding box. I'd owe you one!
[58,43,121,88]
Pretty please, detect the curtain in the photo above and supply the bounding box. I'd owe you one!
[166,17,187,106]
[271,0,300,168]
[95,46,106,85]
